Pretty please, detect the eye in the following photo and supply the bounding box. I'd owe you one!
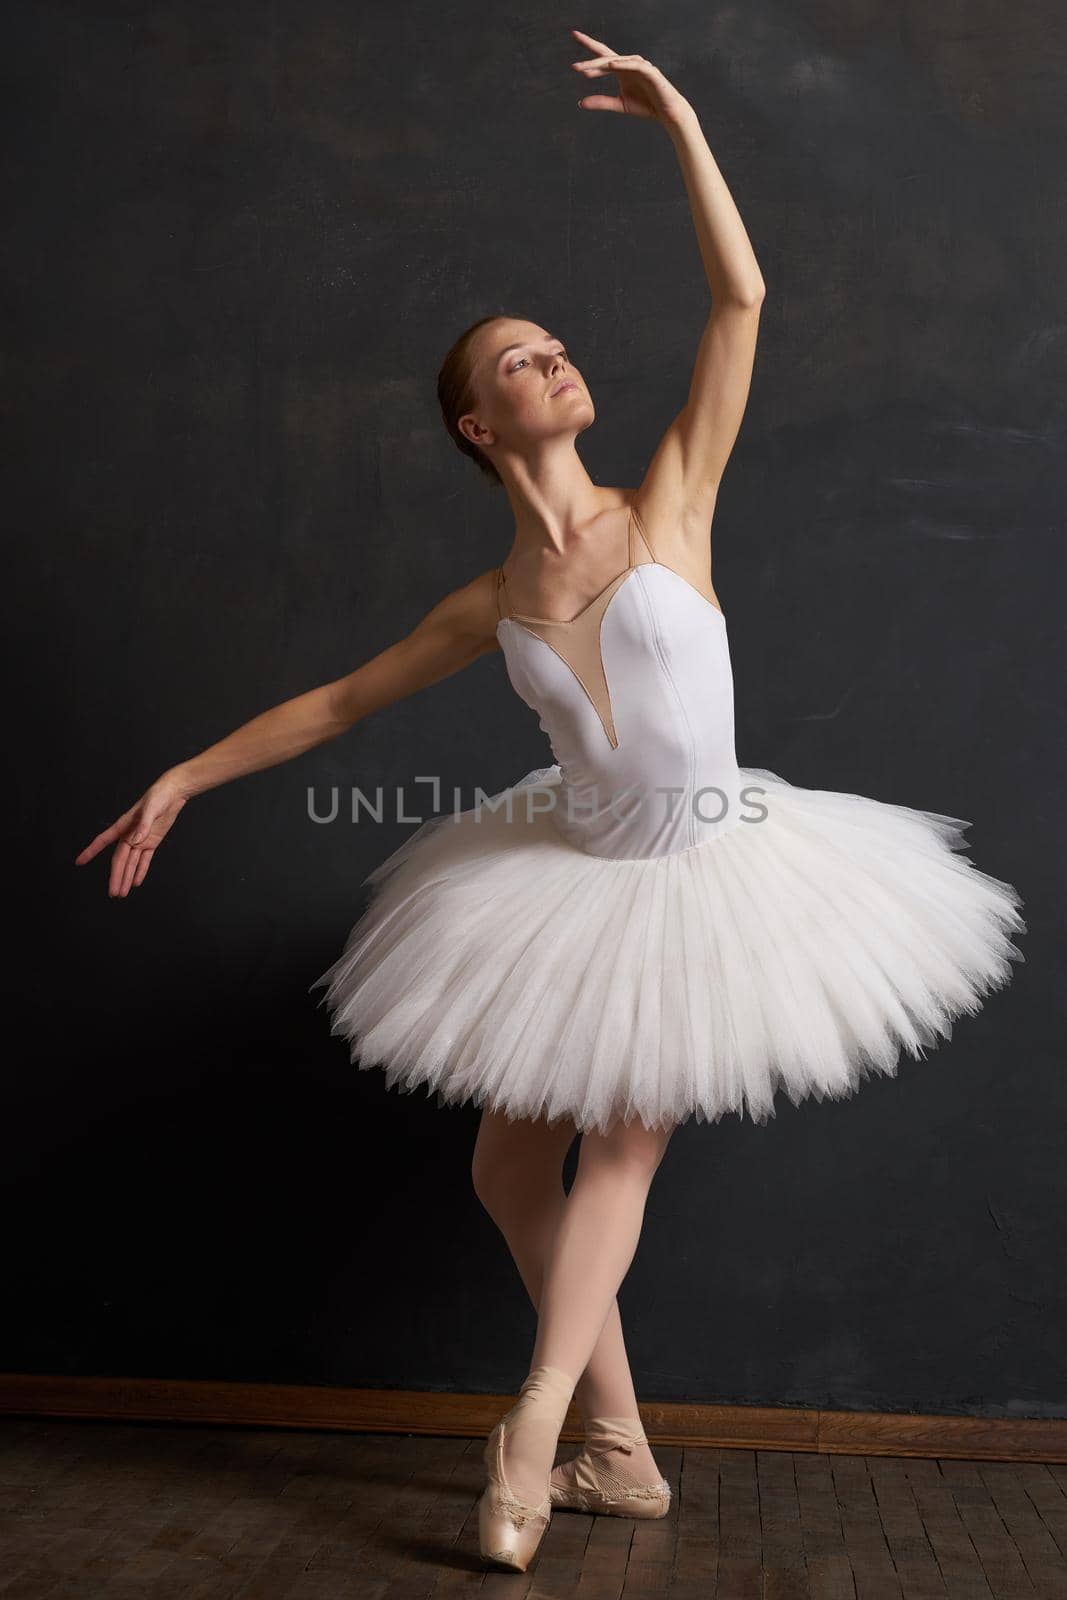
[509,347,571,373]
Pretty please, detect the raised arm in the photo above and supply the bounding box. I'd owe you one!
[75,569,501,897]
[571,30,765,544]
[648,108,765,524]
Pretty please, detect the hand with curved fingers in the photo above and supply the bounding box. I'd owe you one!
[75,770,189,899]
[570,28,693,128]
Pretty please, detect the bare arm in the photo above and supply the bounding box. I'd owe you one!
[650,105,765,520]
[571,32,765,564]
[76,568,501,896]
[170,570,498,797]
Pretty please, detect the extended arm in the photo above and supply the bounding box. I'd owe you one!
[170,577,493,799]
[76,569,500,896]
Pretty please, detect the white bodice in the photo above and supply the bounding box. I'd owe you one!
[497,559,744,860]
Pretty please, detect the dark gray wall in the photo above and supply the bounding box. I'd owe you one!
[8,3,1063,1416]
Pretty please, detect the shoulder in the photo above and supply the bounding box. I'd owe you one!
[410,566,504,657]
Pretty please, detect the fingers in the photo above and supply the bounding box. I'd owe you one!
[109,842,138,898]
[119,844,141,897]
[577,95,629,115]
[570,28,617,58]
[106,837,155,897]
[573,55,649,75]
[75,810,136,865]
[109,840,131,898]
[79,782,176,892]
[570,41,661,119]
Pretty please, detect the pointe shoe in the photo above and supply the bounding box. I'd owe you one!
[477,1364,576,1571]
[549,1416,672,1519]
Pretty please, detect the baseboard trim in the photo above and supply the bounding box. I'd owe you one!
[1,1374,1063,1463]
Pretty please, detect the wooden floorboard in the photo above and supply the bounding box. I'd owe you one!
[1,1419,1066,1599]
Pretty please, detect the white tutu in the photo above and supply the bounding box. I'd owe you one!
[309,762,1026,1135]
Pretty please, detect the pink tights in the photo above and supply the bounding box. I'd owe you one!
[471,1107,675,1506]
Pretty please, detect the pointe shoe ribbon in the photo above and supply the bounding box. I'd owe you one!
[549,1414,672,1518]
[568,1417,650,1496]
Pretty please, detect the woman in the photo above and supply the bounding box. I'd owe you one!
[77,33,1025,1573]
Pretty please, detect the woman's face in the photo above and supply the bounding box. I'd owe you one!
[460,319,595,470]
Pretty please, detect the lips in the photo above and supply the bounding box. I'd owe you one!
[551,381,578,397]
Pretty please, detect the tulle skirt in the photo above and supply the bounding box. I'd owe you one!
[309,763,1026,1135]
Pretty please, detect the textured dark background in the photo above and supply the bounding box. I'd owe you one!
[7,2,1063,1416]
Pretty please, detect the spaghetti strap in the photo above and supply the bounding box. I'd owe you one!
[630,498,656,563]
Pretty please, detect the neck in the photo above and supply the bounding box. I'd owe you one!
[498,449,608,559]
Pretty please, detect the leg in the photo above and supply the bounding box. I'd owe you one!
[471,1107,655,1427]
[532,1114,674,1382]
[473,1107,675,1502]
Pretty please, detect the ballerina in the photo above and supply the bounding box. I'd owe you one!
[75,29,1025,1573]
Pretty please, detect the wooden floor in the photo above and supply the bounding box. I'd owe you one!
[2,1418,1066,1599]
